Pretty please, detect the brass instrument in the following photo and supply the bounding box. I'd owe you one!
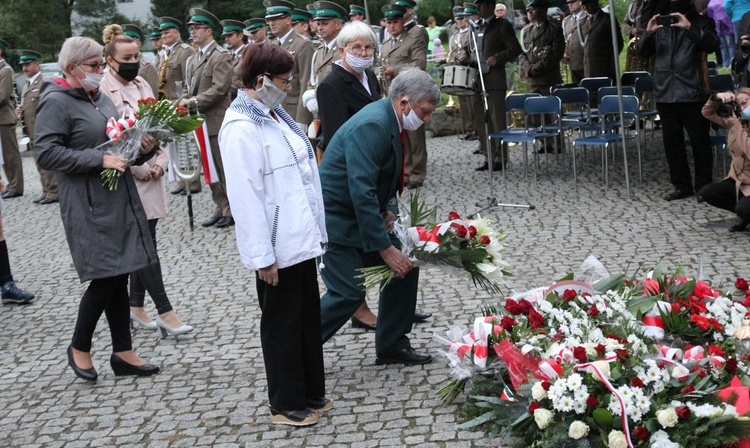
[157,51,169,100]
[625,35,649,72]
[560,58,570,85]
[376,53,389,98]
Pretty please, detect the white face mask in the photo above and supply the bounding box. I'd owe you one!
[402,106,424,131]
[76,65,104,93]
[256,75,287,110]
[345,52,374,73]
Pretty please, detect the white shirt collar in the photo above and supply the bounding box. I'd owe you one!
[279,28,294,45]
[166,41,180,52]
[27,72,42,85]
[234,44,246,56]
[200,40,214,55]
[325,39,337,51]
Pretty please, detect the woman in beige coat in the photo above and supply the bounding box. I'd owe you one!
[100,24,193,337]
[700,87,750,232]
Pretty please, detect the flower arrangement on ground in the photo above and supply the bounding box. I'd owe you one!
[437,265,750,447]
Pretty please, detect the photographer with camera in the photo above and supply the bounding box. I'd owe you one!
[699,89,750,231]
[732,11,750,86]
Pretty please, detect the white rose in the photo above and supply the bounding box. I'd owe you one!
[656,408,679,428]
[568,421,590,439]
[589,361,611,381]
[671,364,689,380]
[608,430,628,448]
[534,408,553,429]
[531,382,548,400]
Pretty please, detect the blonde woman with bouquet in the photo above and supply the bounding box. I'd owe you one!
[99,24,193,338]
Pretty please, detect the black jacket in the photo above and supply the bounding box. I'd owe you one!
[317,63,380,150]
[637,12,719,103]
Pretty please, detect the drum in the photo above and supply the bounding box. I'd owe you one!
[441,65,477,96]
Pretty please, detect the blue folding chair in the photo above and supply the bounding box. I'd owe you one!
[633,76,659,141]
[572,95,642,191]
[579,77,612,119]
[579,86,635,135]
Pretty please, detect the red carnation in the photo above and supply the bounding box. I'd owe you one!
[480,235,491,246]
[595,344,606,357]
[573,346,588,363]
[175,106,188,117]
[500,316,517,332]
[682,384,695,394]
[468,226,477,238]
[676,406,691,421]
[504,298,522,315]
[561,289,577,302]
[455,226,468,239]
[541,381,551,391]
[709,317,723,331]
[690,314,711,331]
[586,395,598,407]
[528,309,545,329]
[708,345,725,357]
[518,299,533,315]
[737,277,749,292]
[693,280,718,299]
[587,305,600,317]
[633,427,649,441]
[448,211,461,221]
[528,402,541,414]
[630,377,644,388]
[726,358,739,375]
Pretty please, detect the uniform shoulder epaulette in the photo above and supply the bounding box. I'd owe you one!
[179,43,192,50]
[140,59,151,66]
[215,45,228,53]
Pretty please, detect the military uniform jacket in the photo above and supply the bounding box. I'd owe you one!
[21,73,43,138]
[380,31,428,87]
[621,0,644,39]
[184,40,232,136]
[406,21,429,47]
[159,42,194,101]
[519,20,565,88]
[581,11,624,81]
[448,28,471,64]
[279,31,314,125]
[139,59,159,97]
[308,42,341,90]
[563,13,586,71]
[0,59,16,126]
[230,45,246,100]
[469,17,522,91]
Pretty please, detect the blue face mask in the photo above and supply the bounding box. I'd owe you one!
[741,106,750,120]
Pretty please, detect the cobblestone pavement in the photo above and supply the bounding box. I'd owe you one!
[0,129,747,447]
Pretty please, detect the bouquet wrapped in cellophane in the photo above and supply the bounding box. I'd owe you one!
[356,192,511,294]
[99,98,203,190]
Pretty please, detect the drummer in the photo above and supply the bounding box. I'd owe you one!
[448,5,477,141]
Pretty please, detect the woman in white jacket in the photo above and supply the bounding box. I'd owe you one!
[219,42,329,428]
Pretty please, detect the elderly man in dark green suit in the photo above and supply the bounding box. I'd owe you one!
[319,69,440,365]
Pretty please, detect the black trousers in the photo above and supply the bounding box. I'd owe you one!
[256,258,325,411]
[656,102,713,194]
[72,274,132,353]
[129,219,173,314]
[699,178,750,220]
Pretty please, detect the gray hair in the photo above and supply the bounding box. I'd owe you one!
[388,68,440,105]
[336,21,378,49]
[58,36,103,72]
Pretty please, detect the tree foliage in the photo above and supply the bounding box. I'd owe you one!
[0,0,74,65]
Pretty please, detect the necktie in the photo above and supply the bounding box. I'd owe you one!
[399,130,406,194]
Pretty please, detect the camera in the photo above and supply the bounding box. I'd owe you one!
[717,101,742,118]
[742,40,750,53]
[656,14,678,27]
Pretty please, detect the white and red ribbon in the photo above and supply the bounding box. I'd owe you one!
[643,301,671,339]
[105,114,136,141]
[194,121,218,184]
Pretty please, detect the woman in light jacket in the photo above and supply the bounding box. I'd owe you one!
[219,42,329,427]
[35,36,159,381]
[99,24,193,338]
[699,88,750,231]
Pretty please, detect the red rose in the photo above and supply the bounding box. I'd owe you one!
[630,377,644,388]
[518,299,533,315]
[690,314,711,331]
[708,345,725,357]
[448,211,461,221]
[551,332,563,343]
[455,226,468,239]
[528,402,541,414]
[744,296,750,308]
[586,395,598,407]
[581,292,591,298]
[504,298,522,315]
[468,226,477,238]
[587,305,600,317]
[689,297,708,314]
[726,358,739,374]
[676,406,691,421]
[573,346,588,363]
[175,106,188,117]
[693,280,718,299]
[671,303,681,312]
[561,289,577,301]
[633,427,649,441]
[500,316,517,332]
[528,309,545,329]
[737,277,749,292]
[643,277,660,295]
[541,381,551,391]
[616,348,629,362]
[682,384,695,394]
[480,235,491,246]
[595,344,606,357]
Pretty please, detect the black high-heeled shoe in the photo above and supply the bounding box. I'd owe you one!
[67,344,97,382]
[110,353,160,377]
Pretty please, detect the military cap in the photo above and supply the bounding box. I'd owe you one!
[463,3,479,15]
[263,0,294,19]
[187,8,220,29]
[393,0,417,8]
[526,0,549,8]
[306,4,318,15]
[349,4,366,17]
[313,1,347,21]
[220,19,245,35]
[382,4,406,18]
[0,39,9,51]
[452,5,465,16]
[18,50,41,64]
[149,30,162,40]
[291,9,312,23]
[121,24,143,40]
[243,18,267,36]
[159,17,182,30]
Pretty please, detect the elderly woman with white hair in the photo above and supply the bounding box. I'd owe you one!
[35,36,160,382]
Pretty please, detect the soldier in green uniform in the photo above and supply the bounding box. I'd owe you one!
[395,0,430,46]
[149,29,163,55]
[349,4,367,21]
[292,9,313,40]
[220,19,247,101]
[0,40,23,199]
[180,8,234,228]
[121,24,159,95]
[449,6,477,140]
[244,19,268,44]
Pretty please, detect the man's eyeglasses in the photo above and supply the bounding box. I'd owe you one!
[265,73,293,87]
[347,45,376,56]
[188,25,211,32]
